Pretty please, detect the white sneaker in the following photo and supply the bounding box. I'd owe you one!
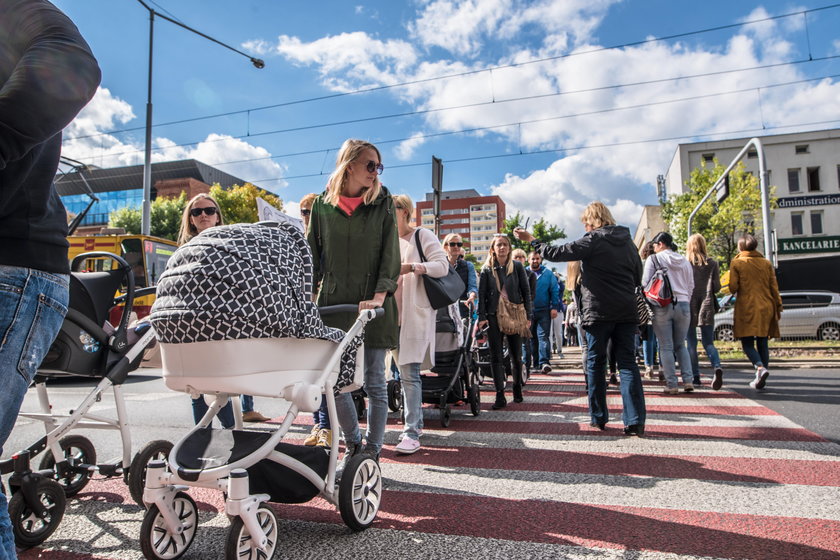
[394,437,421,455]
[750,366,769,389]
[541,364,552,374]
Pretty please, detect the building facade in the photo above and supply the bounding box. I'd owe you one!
[415,189,506,262]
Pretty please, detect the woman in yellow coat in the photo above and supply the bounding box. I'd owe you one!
[729,234,782,390]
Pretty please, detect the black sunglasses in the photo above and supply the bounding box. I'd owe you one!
[300,209,311,217]
[190,206,218,217]
[448,242,463,247]
[365,160,384,175]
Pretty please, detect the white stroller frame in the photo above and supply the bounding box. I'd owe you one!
[141,307,383,560]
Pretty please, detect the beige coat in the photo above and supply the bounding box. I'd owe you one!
[729,250,782,339]
[396,228,450,368]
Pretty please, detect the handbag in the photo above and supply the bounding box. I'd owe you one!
[635,286,651,325]
[493,269,531,338]
[414,230,465,310]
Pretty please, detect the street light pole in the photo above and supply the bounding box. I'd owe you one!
[135,0,265,236]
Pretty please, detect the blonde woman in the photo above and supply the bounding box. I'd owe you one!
[307,139,400,464]
[392,194,449,454]
[686,233,723,390]
[178,194,269,424]
[514,202,645,435]
[477,235,532,409]
[299,192,317,233]
[443,233,477,317]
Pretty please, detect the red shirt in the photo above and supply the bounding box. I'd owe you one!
[338,195,364,216]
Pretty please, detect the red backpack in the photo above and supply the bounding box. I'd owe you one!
[643,254,675,307]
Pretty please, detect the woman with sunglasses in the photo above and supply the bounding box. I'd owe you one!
[477,235,532,409]
[442,233,477,318]
[177,193,270,425]
[307,139,400,467]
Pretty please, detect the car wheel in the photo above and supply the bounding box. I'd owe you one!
[818,322,840,341]
[715,325,734,342]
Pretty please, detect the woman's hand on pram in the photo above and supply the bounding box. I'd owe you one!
[359,291,386,312]
[477,319,488,331]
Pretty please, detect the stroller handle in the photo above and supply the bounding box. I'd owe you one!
[318,304,384,319]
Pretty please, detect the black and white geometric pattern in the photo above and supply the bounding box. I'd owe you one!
[150,222,361,392]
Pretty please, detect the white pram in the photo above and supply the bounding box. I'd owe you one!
[139,223,384,560]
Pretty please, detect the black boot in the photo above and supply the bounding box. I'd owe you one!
[492,391,507,410]
[491,364,507,409]
[512,362,524,403]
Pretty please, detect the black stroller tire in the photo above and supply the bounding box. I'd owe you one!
[9,478,66,549]
[140,491,198,560]
[225,504,278,560]
[387,379,402,413]
[129,440,174,508]
[38,434,96,497]
[339,454,382,531]
[468,384,481,416]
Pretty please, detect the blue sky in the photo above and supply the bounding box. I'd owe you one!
[54,0,840,240]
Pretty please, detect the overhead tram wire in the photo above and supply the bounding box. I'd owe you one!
[63,3,840,143]
[78,69,840,165]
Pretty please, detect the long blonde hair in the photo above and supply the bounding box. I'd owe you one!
[177,193,224,245]
[580,201,616,229]
[483,235,514,275]
[324,139,382,207]
[566,260,581,288]
[392,193,415,221]
[686,233,709,266]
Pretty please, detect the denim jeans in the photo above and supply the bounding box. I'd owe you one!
[530,309,552,367]
[313,397,331,429]
[0,266,69,559]
[651,302,693,388]
[399,362,423,440]
[740,337,770,369]
[241,394,254,413]
[336,347,388,454]
[583,322,646,427]
[191,396,235,428]
[642,328,658,367]
[686,324,721,382]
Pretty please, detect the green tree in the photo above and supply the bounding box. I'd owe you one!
[150,191,188,241]
[501,211,566,252]
[661,160,776,271]
[109,206,141,233]
[210,183,283,225]
[463,252,480,267]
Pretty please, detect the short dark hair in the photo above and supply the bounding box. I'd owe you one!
[738,234,758,252]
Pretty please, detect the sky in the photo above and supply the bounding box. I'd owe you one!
[53,0,840,241]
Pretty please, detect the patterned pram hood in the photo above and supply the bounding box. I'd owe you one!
[150,222,361,392]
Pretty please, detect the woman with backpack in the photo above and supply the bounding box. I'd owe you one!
[643,232,695,394]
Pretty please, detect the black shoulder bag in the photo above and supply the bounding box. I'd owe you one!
[414,229,465,310]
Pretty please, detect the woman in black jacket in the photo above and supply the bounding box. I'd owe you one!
[478,235,532,409]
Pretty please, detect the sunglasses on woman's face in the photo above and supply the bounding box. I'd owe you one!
[365,160,385,175]
[300,209,311,217]
[448,242,463,247]
[190,206,218,217]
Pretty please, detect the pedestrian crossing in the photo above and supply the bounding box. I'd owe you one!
[17,362,840,560]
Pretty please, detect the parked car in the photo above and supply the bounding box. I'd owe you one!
[714,291,840,341]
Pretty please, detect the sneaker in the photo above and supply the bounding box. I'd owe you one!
[683,384,694,393]
[750,366,770,389]
[644,366,654,379]
[359,445,380,463]
[589,421,606,431]
[304,425,320,446]
[394,437,421,455]
[541,364,552,374]
[623,424,644,437]
[242,410,270,423]
[658,371,665,382]
[337,440,363,480]
[692,380,702,389]
[315,428,332,448]
[712,368,723,391]
[663,387,679,395]
[557,353,564,359]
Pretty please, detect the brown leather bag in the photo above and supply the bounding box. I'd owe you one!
[494,270,530,338]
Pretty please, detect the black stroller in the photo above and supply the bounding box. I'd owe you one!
[0,251,172,549]
[389,304,480,427]
[471,323,528,386]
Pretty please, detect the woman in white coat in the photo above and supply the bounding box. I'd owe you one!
[392,194,449,455]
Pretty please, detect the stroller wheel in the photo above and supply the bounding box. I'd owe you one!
[468,384,481,417]
[39,434,96,497]
[129,440,174,508]
[387,379,402,413]
[225,504,278,560]
[140,491,198,560]
[339,454,382,531]
[8,478,66,549]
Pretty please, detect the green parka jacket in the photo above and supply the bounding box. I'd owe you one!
[307,186,400,348]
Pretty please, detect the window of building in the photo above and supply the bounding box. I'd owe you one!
[807,167,821,192]
[702,153,715,163]
[811,210,824,235]
[791,212,803,236]
[787,168,800,193]
[747,149,757,158]
[795,144,809,154]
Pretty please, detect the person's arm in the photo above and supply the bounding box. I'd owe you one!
[728,260,740,295]
[477,268,490,325]
[641,256,654,287]
[306,198,324,297]
[371,198,400,304]
[769,264,782,318]
[0,1,101,168]
[517,262,532,320]
[549,274,560,318]
[414,228,449,278]
[466,261,478,300]
[711,260,721,293]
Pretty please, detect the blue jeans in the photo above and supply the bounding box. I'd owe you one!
[192,396,234,428]
[740,337,770,369]
[530,309,552,367]
[687,324,721,382]
[583,322,646,427]
[400,363,423,440]
[642,329,658,367]
[651,302,693,388]
[336,347,388,454]
[0,266,69,560]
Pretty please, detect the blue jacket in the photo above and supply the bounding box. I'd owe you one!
[531,265,560,311]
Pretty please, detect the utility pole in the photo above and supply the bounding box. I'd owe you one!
[432,156,443,237]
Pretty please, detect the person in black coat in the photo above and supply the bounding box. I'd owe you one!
[478,235,532,409]
[514,202,646,436]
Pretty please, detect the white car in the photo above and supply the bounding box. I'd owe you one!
[714,291,840,341]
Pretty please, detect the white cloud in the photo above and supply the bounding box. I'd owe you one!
[394,132,427,160]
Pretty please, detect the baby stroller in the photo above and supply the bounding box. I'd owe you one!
[141,223,384,560]
[471,323,527,386]
[388,303,480,428]
[0,251,172,549]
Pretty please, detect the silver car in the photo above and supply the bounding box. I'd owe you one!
[714,291,840,341]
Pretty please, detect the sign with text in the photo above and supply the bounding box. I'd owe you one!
[776,194,840,208]
[777,235,840,255]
